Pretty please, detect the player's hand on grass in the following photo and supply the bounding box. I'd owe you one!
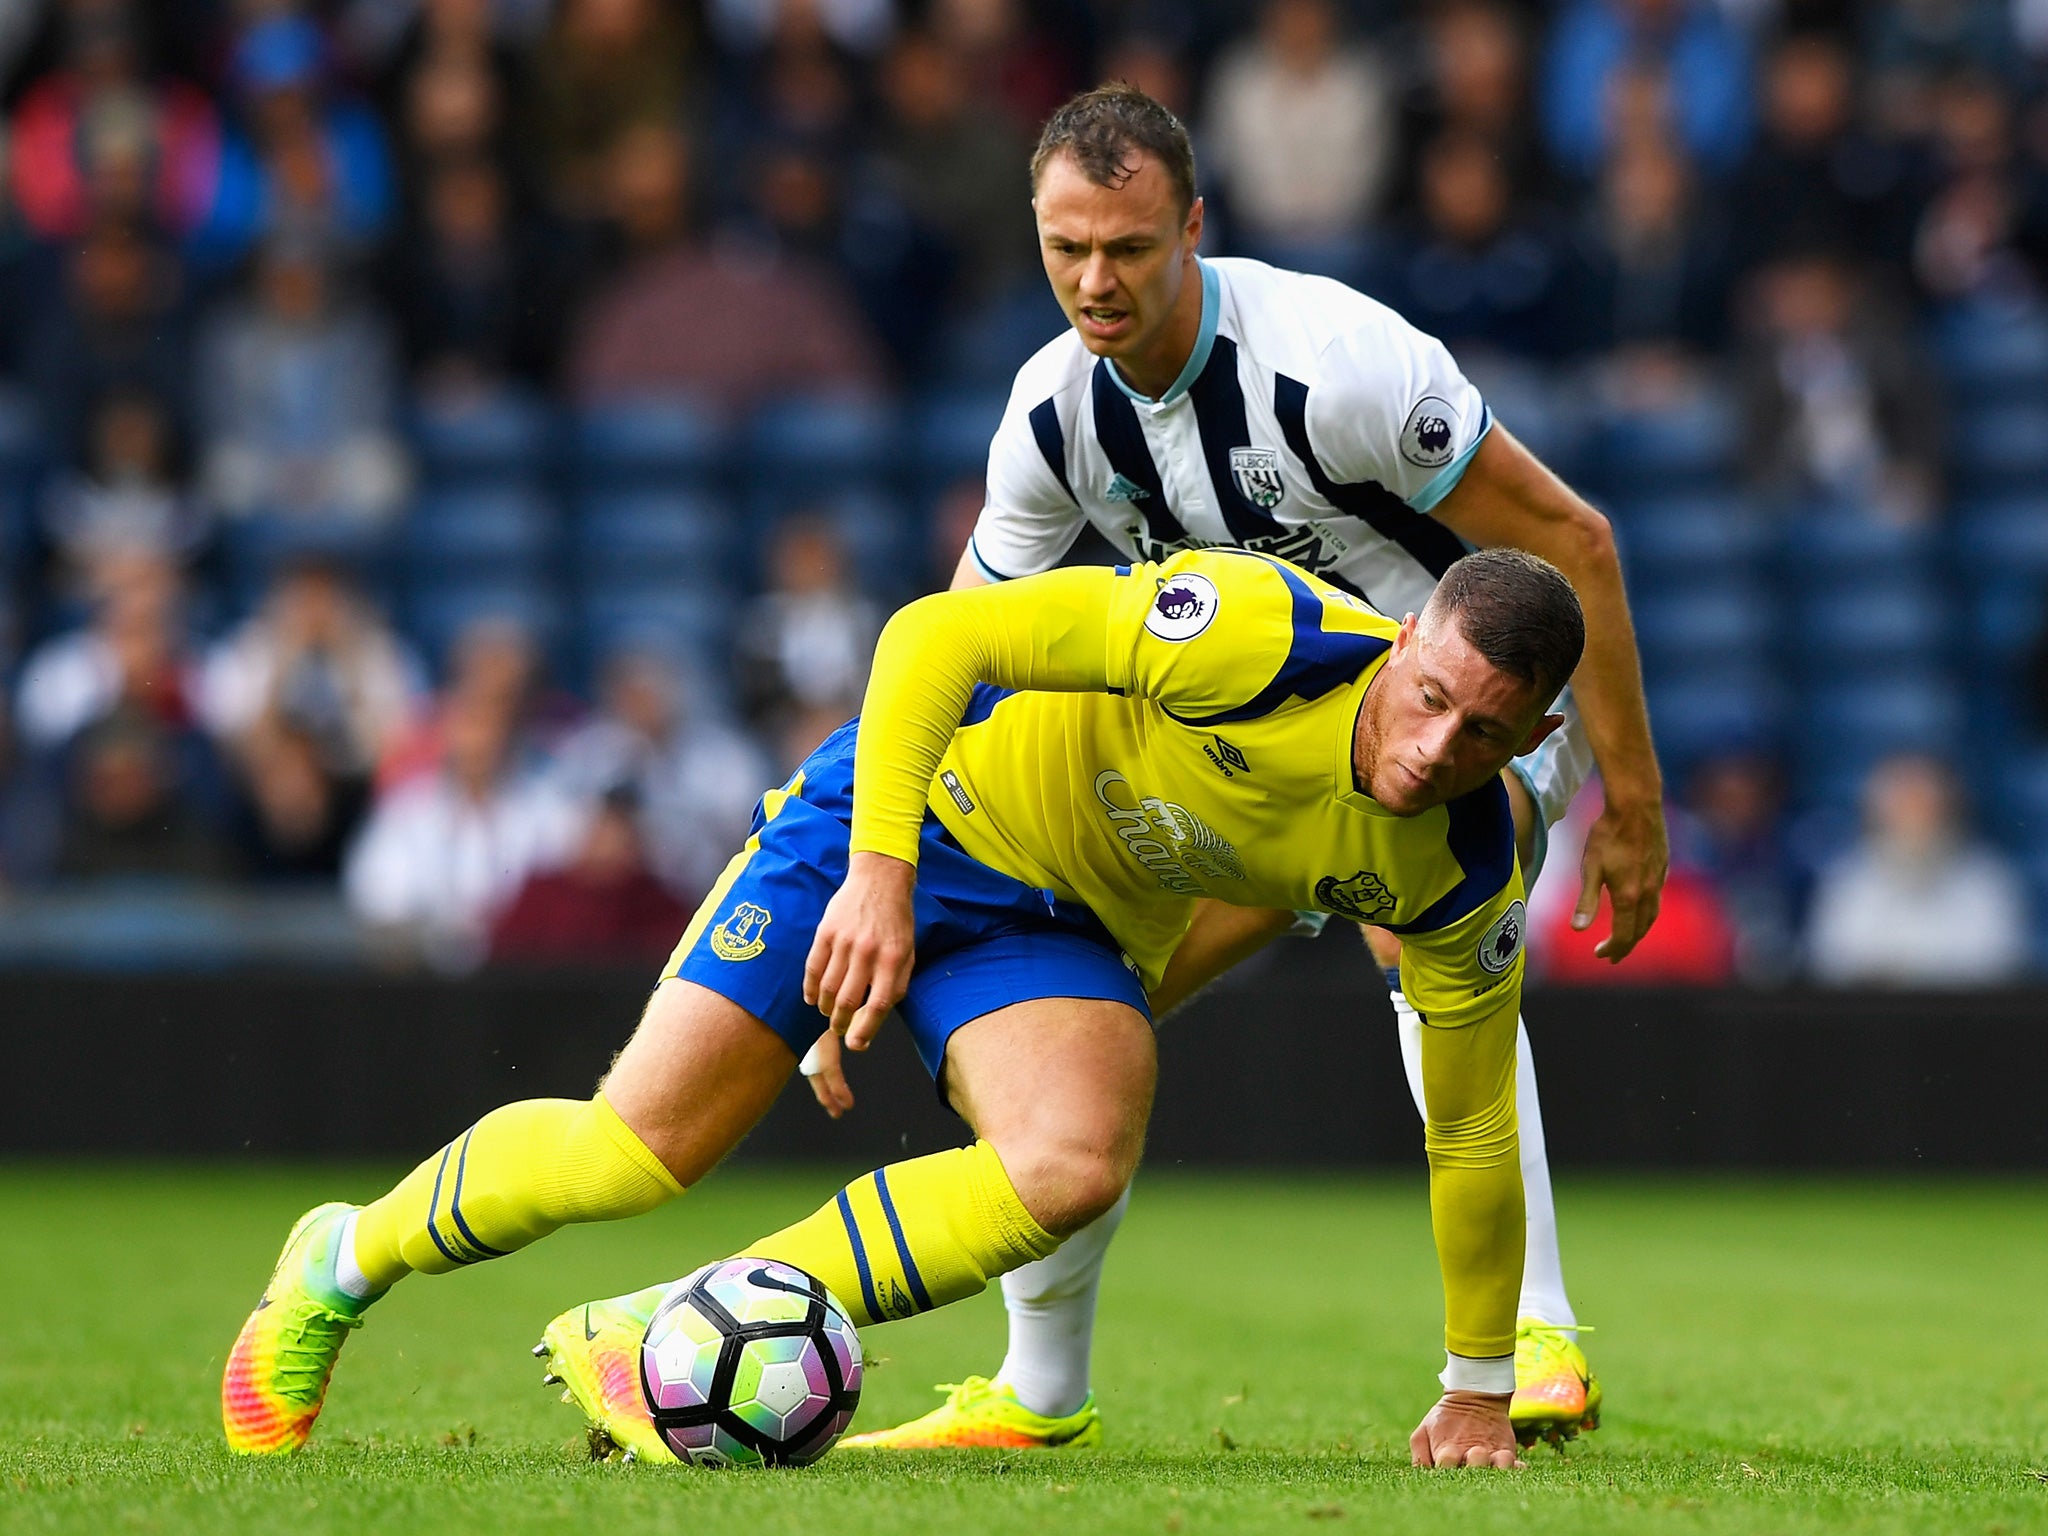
[799,1030,855,1118]
[805,851,917,1051]
[1574,793,1668,963]
[1409,1391,1525,1470]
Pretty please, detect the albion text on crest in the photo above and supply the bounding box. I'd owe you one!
[1229,447,1285,509]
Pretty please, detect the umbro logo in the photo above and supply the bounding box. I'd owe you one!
[1202,735,1250,777]
[1105,473,1151,502]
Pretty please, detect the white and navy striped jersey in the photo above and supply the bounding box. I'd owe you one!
[968,257,1493,620]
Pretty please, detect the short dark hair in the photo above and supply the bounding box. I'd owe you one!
[1031,83,1196,213]
[1423,549,1585,706]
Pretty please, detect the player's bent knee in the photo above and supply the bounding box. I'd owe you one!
[998,1138,1133,1238]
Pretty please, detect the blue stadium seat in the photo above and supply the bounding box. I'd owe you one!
[1584,388,1740,492]
[1992,751,2048,843]
[1955,497,2048,580]
[575,489,736,586]
[1933,298,2048,401]
[933,286,1069,390]
[1632,584,1776,673]
[1968,581,2044,663]
[406,579,563,667]
[1644,669,1785,771]
[1613,493,1770,589]
[403,486,556,576]
[409,391,558,483]
[1795,583,1951,667]
[575,397,727,485]
[1782,511,1938,585]
[744,396,898,497]
[579,585,734,669]
[908,391,1008,488]
[1949,402,2048,491]
[1797,671,1965,809]
[0,385,42,472]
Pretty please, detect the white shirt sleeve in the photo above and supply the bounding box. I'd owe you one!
[965,381,1087,582]
[1304,307,1491,512]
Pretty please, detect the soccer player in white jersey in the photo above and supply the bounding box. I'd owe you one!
[802,84,1668,1450]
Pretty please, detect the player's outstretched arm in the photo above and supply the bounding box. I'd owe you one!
[1431,426,1667,961]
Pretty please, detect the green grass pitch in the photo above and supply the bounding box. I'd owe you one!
[3,1165,2046,1535]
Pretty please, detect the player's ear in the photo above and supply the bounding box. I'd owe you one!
[1391,612,1419,656]
[1515,711,1565,757]
[1184,195,1204,248]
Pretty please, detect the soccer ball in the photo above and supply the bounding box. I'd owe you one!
[639,1257,862,1467]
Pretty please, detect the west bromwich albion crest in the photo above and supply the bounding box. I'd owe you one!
[1229,447,1284,510]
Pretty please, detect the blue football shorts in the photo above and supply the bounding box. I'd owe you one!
[663,717,1151,1081]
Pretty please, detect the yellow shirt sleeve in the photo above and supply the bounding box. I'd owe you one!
[1400,877,1529,1359]
[850,565,1134,864]
[848,551,1317,864]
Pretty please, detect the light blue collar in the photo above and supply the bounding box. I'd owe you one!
[1107,259,1219,407]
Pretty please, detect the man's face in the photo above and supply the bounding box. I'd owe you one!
[1034,150,1201,361]
[1356,611,1560,815]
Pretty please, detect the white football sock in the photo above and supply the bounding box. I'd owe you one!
[334,1209,375,1300]
[1391,976,1576,1336]
[994,1184,1129,1419]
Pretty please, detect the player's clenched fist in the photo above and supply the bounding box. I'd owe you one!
[1409,1391,1525,1470]
[803,851,918,1048]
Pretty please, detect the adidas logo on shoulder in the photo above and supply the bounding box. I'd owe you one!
[1105,473,1151,503]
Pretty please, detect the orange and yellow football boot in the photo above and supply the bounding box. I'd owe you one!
[838,1376,1101,1450]
[1510,1318,1602,1449]
[221,1202,369,1454]
[537,1284,677,1464]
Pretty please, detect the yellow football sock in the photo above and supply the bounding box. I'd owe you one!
[353,1094,682,1290]
[744,1141,1060,1327]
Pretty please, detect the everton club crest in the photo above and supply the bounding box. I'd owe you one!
[1229,447,1284,510]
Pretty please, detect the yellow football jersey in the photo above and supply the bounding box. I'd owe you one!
[852,547,1527,1022]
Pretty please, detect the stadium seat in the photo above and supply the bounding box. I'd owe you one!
[908,391,1008,489]
[575,489,736,587]
[1933,297,2048,401]
[1968,581,2044,664]
[1782,511,1939,584]
[1612,493,1771,589]
[408,391,558,484]
[932,285,1069,390]
[0,385,41,472]
[575,396,727,486]
[1794,584,1952,668]
[743,396,899,498]
[1797,672,1966,809]
[1643,669,1786,772]
[1584,388,1740,492]
[1948,402,2048,491]
[1955,497,2048,580]
[405,578,564,667]
[1632,584,1776,673]
[403,486,556,576]
[578,585,735,679]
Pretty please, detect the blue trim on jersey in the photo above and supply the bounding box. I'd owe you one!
[1169,558,1391,727]
[960,682,1016,728]
[966,535,1014,583]
[836,1189,884,1321]
[1271,373,1470,579]
[1092,363,1189,545]
[870,1169,933,1312]
[1187,333,1289,543]
[1105,259,1220,406]
[1028,398,1079,506]
[1407,405,1494,513]
[1379,777,1516,935]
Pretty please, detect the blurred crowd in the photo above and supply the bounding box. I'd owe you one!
[1,0,2047,980]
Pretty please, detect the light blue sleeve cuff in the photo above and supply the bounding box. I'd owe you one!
[1406,405,1494,514]
[966,535,1012,583]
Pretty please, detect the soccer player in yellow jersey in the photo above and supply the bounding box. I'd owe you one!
[223,545,1582,1469]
